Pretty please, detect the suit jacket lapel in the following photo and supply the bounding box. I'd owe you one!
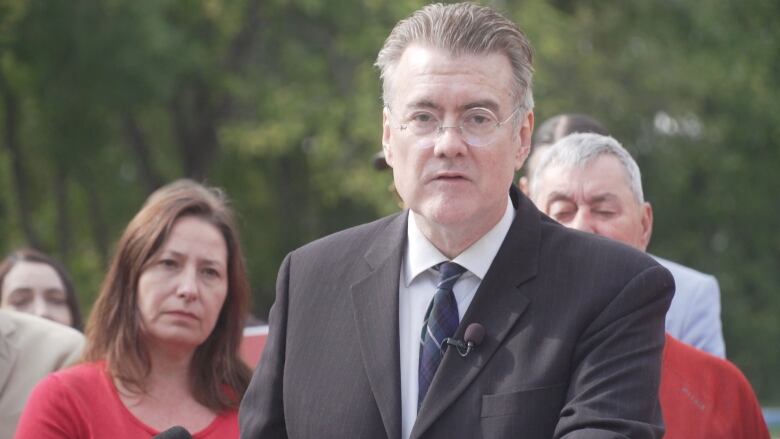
[350,212,408,439]
[412,189,542,438]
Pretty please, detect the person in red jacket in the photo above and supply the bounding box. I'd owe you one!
[662,334,769,439]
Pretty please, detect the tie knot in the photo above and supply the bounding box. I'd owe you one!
[435,262,466,291]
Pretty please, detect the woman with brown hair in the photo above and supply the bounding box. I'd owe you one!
[0,248,84,330]
[15,179,252,438]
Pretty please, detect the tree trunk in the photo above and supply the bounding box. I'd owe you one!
[121,112,163,194]
[170,84,219,181]
[54,164,71,261]
[0,70,41,248]
[81,177,109,267]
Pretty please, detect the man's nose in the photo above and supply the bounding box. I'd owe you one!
[570,211,597,234]
[432,125,468,157]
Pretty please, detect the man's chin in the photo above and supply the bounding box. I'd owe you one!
[413,198,479,227]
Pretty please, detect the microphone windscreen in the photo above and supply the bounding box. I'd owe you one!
[464,323,485,346]
[152,426,193,439]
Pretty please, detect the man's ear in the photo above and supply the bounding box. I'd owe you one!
[382,109,394,168]
[518,175,530,196]
[515,110,534,171]
[639,202,654,251]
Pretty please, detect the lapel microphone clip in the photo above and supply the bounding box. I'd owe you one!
[443,323,485,357]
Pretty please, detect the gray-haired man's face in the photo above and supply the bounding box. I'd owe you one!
[381,45,532,249]
[531,154,653,251]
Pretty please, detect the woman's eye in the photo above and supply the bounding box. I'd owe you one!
[160,259,178,268]
[9,295,32,307]
[46,292,68,305]
[201,267,221,278]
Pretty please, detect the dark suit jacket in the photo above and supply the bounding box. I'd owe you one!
[240,189,674,438]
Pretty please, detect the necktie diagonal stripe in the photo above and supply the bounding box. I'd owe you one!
[418,262,466,410]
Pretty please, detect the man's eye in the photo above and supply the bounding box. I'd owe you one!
[465,114,491,125]
[409,112,437,124]
[463,109,496,126]
[552,211,574,222]
[548,201,576,223]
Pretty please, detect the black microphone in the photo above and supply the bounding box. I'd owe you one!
[444,323,485,357]
[153,426,192,439]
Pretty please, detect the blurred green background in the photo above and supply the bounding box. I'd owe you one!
[1,0,778,406]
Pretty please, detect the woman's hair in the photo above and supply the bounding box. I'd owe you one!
[0,247,84,330]
[84,179,252,411]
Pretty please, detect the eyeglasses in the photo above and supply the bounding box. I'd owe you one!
[387,106,521,148]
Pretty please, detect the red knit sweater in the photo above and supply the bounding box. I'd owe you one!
[661,335,769,439]
[14,361,238,439]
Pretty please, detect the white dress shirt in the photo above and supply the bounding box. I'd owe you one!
[399,198,515,439]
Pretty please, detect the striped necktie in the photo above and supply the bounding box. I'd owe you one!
[418,261,466,410]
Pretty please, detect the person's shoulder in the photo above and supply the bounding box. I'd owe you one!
[665,336,757,399]
[515,192,665,285]
[651,256,717,284]
[540,217,663,274]
[44,361,103,385]
[666,337,737,381]
[292,211,406,257]
[532,221,674,309]
[27,361,95,399]
[19,362,103,435]
[0,310,84,350]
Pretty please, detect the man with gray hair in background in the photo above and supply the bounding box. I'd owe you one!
[528,132,769,438]
[527,129,725,358]
[240,4,673,438]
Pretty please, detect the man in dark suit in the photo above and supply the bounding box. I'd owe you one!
[240,3,674,438]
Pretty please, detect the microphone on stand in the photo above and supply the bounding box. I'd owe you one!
[444,323,485,357]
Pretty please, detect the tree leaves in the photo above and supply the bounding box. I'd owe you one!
[1,0,777,404]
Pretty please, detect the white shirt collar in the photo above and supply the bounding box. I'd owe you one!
[404,195,515,286]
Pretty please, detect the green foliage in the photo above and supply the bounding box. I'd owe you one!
[1,0,778,405]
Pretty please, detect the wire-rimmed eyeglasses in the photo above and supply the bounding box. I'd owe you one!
[387,106,522,148]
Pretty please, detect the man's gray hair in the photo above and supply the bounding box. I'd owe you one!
[531,133,645,203]
[375,2,534,112]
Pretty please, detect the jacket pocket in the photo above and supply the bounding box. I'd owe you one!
[480,383,567,438]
